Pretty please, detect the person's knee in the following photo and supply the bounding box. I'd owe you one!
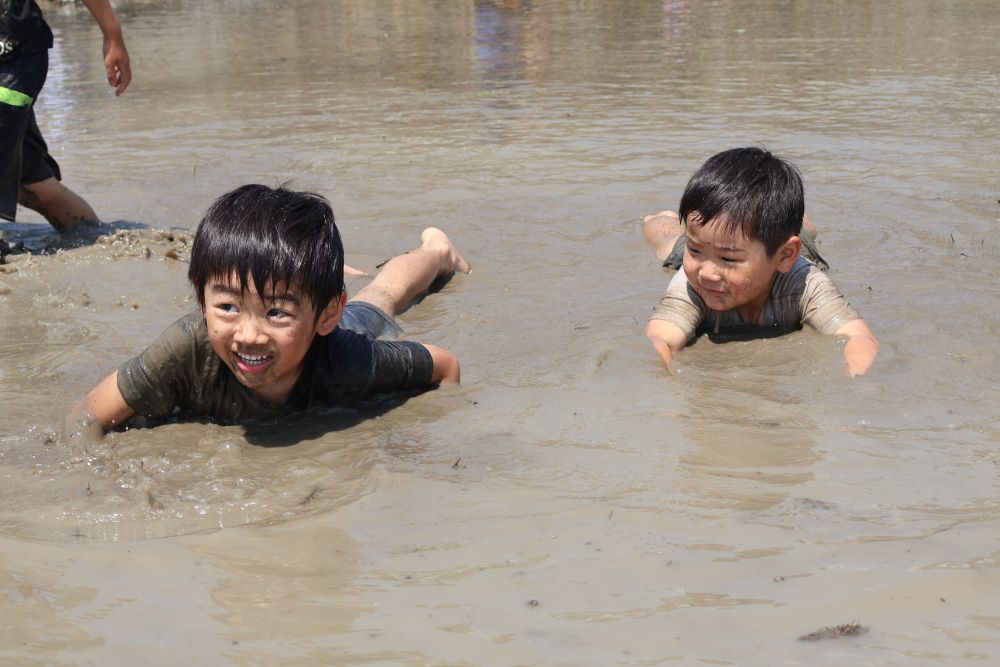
[350,284,398,318]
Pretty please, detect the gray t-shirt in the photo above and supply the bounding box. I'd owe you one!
[650,257,860,339]
[117,311,434,423]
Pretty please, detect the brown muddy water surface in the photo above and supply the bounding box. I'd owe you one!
[1,0,998,664]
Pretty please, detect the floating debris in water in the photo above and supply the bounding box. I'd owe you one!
[145,490,164,511]
[93,228,193,262]
[299,487,319,505]
[798,622,867,641]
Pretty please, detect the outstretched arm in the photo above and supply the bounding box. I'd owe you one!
[67,371,136,435]
[81,0,131,95]
[423,344,460,384]
[645,319,689,373]
[835,319,879,377]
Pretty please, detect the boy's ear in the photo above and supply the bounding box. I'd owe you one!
[315,291,347,335]
[775,236,802,273]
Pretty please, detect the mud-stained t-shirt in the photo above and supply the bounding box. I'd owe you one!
[0,1,53,62]
[116,311,435,423]
[650,257,861,340]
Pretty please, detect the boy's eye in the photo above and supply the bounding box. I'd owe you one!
[217,303,238,314]
[687,246,702,256]
[267,308,290,319]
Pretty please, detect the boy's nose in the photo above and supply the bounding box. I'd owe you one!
[698,259,722,282]
[234,318,268,345]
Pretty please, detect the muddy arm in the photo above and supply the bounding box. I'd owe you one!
[645,319,688,373]
[67,371,136,435]
[81,0,132,95]
[835,319,880,377]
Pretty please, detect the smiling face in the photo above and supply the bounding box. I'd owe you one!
[683,215,800,323]
[202,272,344,405]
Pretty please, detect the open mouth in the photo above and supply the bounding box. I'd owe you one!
[234,350,274,373]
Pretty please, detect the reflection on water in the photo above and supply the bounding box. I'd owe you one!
[0,0,998,663]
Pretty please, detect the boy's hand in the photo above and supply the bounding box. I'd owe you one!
[835,319,879,377]
[646,319,688,373]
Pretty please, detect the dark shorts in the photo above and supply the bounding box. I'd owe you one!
[662,228,830,271]
[339,301,403,341]
[1,50,61,221]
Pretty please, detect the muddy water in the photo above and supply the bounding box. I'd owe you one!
[1,0,998,663]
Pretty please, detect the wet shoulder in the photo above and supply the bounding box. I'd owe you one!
[771,257,812,299]
[300,327,378,398]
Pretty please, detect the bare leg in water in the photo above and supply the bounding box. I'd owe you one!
[351,227,470,317]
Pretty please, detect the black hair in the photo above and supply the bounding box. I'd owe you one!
[188,184,345,319]
[678,147,805,257]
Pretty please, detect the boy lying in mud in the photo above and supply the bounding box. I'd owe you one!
[72,184,470,432]
[643,147,878,376]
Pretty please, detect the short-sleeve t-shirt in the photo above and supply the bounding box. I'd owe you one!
[116,311,435,423]
[1,1,53,62]
[650,257,860,339]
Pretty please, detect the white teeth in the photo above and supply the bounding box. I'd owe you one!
[237,352,270,365]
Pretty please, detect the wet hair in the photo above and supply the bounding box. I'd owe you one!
[678,147,805,257]
[188,184,345,319]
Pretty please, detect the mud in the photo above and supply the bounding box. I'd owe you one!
[1,0,998,664]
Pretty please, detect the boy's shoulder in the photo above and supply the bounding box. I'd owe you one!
[305,327,379,379]
[298,328,435,406]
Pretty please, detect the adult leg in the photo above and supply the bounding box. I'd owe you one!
[19,176,99,230]
[2,52,97,230]
[1,52,49,221]
[352,227,470,317]
[642,210,684,262]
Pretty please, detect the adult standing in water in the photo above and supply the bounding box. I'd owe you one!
[1,0,131,230]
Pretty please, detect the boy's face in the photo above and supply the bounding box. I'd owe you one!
[201,272,344,404]
[683,215,800,321]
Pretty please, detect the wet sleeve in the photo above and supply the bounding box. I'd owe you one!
[367,340,435,392]
[648,271,703,340]
[116,317,193,419]
[800,268,861,335]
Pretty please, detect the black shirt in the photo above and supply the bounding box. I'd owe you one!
[117,312,436,423]
[1,1,53,62]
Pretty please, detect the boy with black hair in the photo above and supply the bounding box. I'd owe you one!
[2,0,131,229]
[643,147,878,376]
[76,184,470,431]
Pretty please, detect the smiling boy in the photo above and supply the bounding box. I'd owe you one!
[643,147,878,376]
[76,184,470,431]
